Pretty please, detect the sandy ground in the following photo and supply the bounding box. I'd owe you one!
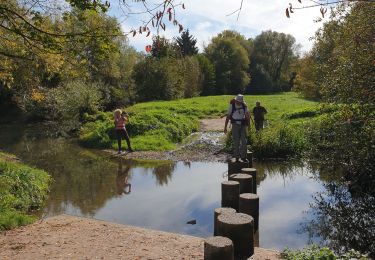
[200,117,227,132]
[0,215,280,260]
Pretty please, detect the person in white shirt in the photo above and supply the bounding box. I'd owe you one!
[224,94,251,162]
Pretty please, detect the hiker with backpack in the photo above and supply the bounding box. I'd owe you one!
[224,94,251,162]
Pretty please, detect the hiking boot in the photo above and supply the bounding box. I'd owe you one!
[117,150,122,155]
[128,148,134,153]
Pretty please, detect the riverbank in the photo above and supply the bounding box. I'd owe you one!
[79,93,322,159]
[0,214,280,259]
[0,152,51,230]
[106,118,230,162]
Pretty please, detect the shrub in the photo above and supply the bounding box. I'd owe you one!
[306,104,375,194]
[281,245,369,260]
[248,125,307,159]
[52,80,103,121]
[282,108,317,120]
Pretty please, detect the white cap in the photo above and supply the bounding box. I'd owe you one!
[235,94,244,103]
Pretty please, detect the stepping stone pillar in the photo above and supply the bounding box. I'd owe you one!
[214,207,236,236]
[247,150,253,167]
[228,158,250,176]
[241,168,257,194]
[221,181,240,211]
[204,236,234,260]
[217,213,254,258]
[239,193,259,231]
[254,231,260,248]
[228,173,253,194]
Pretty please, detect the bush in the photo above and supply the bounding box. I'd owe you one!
[282,108,317,120]
[0,152,51,230]
[306,103,375,194]
[53,80,103,121]
[281,245,368,260]
[247,124,307,159]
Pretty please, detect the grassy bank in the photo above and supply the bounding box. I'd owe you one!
[0,152,51,230]
[79,92,323,157]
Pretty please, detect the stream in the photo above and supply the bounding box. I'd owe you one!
[1,121,373,254]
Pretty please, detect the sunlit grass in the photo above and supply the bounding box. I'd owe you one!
[79,92,321,155]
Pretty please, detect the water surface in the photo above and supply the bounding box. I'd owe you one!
[0,122,324,250]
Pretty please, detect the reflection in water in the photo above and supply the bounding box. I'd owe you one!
[152,163,175,186]
[302,182,375,257]
[255,160,306,185]
[255,161,323,249]
[116,160,131,195]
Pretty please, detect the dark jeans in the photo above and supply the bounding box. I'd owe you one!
[254,120,264,131]
[116,128,132,151]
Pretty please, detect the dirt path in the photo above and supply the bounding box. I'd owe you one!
[200,117,226,132]
[0,215,280,260]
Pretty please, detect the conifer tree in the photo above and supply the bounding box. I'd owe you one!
[175,30,199,57]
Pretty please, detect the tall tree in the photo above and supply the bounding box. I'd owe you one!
[196,54,216,96]
[175,30,199,56]
[249,30,298,93]
[205,30,250,94]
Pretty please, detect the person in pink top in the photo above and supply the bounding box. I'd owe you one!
[114,109,133,154]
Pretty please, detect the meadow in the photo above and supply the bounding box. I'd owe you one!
[79,92,327,158]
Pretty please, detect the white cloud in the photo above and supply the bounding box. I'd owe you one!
[110,0,330,52]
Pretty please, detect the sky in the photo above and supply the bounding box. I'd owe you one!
[108,0,329,54]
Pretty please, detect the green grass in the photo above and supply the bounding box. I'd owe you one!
[0,152,51,230]
[79,92,324,157]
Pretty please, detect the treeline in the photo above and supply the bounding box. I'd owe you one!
[134,29,299,101]
[0,0,300,123]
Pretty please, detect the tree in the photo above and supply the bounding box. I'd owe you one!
[205,30,250,94]
[182,56,202,97]
[309,2,375,103]
[151,36,179,59]
[293,54,321,99]
[175,30,199,56]
[132,57,185,101]
[248,30,298,93]
[214,30,253,55]
[196,55,216,96]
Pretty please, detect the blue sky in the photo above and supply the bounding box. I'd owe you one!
[108,0,329,54]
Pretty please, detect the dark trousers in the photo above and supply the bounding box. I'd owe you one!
[116,128,132,151]
[254,120,264,131]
